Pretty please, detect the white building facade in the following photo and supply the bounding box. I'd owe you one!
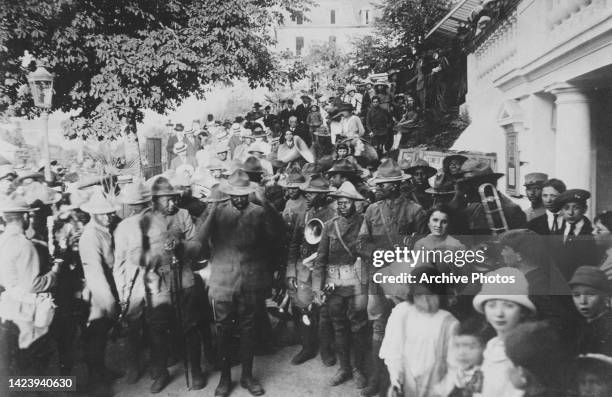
[430,0,612,214]
[274,0,380,56]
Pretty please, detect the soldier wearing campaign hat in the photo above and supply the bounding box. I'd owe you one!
[523,172,548,221]
[551,188,597,281]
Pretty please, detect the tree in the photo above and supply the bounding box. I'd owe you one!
[302,42,352,91]
[350,0,453,75]
[0,0,309,140]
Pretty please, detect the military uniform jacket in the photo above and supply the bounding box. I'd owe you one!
[313,213,365,296]
[282,196,308,231]
[113,208,200,316]
[357,195,428,261]
[287,204,336,284]
[79,221,118,321]
[200,202,276,301]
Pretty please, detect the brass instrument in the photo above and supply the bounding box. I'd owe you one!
[304,218,324,245]
[478,183,509,235]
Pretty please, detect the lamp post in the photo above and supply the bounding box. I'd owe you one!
[27,65,55,183]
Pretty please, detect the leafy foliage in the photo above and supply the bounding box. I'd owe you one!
[301,42,352,91]
[350,0,453,75]
[0,0,309,140]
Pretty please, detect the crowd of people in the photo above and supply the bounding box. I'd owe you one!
[1,87,612,397]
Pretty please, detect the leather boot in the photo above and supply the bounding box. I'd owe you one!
[291,312,316,365]
[330,328,351,386]
[319,317,336,367]
[353,328,369,389]
[240,358,265,396]
[361,338,383,397]
[186,330,206,390]
[150,369,170,394]
[215,368,232,397]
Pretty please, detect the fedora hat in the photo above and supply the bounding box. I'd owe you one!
[459,159,504,181]
[174,123,185,132]
[150,176,181,197]
[80,189,116,214]
[300,173,334,193]
[425,173,455,195]
[242,156,264,174]
[523,172,548,187]
[219,169,257,196]
[118,181,151,205]
[330,181,364,201]
[247,141,269,156]
[0,194,36,213]
[371,159,410,184]
[230,123,241,135]
[338,102,353,112]
[251,126,270,138]
[442,154,468,171]
[300,94,312,101]
[206,159,227,172]
[301,163,321,177]
[173,142,188,155]
[202,183,230,203]
[405,159,437,178]
[279,167,306,188]
[327,158,360,176]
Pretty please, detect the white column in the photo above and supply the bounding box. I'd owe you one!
[549,83,593,190]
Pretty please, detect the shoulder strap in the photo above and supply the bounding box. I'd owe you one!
[333,219,354,259]
[377,204,395,246]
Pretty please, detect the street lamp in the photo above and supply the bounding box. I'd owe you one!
[27,65,55,182]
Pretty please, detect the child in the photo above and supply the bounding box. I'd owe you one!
[306,104,323,133]
[573,354,612,397]
[505,321,567,397]
[472,267,537,397]
[569,266,612,355]
[435,317,488,396]
[379,266,458,397]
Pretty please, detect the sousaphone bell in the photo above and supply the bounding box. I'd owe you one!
[304,218,324,245]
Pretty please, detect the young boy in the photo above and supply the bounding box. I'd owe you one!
[573,355,612,397]
[435,317,488,397]
[569,266,612,356]
[505,321,567,397]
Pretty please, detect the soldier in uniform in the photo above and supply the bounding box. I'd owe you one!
[523,172,548,222]
[78,190,124,385]
[357,158,428,396]
[405,159,437,211]
[287,174,337,367]
[0,195,59,376]
[113,177,204,393]
[280,166,308,230]
[313,182,368,389]
[198,169,276,397]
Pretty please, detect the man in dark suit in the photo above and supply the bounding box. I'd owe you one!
[279,99,297,130]
[550,189,597,281]
[295,95,312,126]
[528,178,566,235]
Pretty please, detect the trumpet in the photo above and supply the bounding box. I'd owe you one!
[304,218,324,245]
[478,183,509,236]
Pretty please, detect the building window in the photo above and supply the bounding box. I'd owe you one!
[330,9,336,24]
[296,36,304,56]
[360,9,371,25]
[296,11,303,25]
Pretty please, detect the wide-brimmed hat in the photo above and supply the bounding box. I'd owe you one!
[300,94,312,101]
[172,172,192,188]
[240,128,254,138]
[524,172,548,187]
[230,123,241,135]
[327,158,360,176]
[473,267,536,314]
[15,172,45,186]
[301,163,321,177]
[174,123,185,132]
[459,159,504,181]
[206,159,227,172]
[371,159,410,184]
[173,142,188,155]
[247,141,269,156]
[253,102,262,108]
[300,174,334,193]
[80,190,116,214]
[330,181,364,201]
[202,183,230,203]
[21,182,63,205]
[345,85,357,93]
[118,181,151,205]
[242,156,265,174]
[405,159,437,178]
[279,167,306,188]
[0,194,36,213]
[215,143,230,154]
[251,128,270,138]
[150,176,181,197]
[219,169,257,196]
[425,173,455,195]
[552,188,590,212]
[398,158,412,171]
[442,154,468,171]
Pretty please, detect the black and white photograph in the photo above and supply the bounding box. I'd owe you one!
[1,0,612,396]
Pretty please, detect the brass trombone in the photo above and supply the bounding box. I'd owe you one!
[478,183,509,235]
